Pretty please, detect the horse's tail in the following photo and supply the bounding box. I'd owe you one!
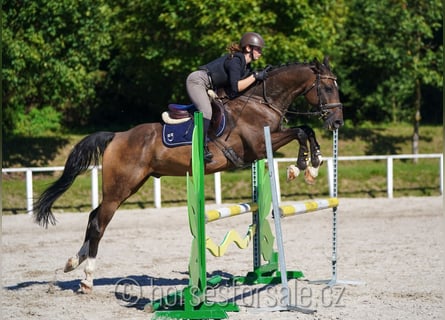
[34,131,116,228]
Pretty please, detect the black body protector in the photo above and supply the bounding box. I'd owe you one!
[199,52,250,96]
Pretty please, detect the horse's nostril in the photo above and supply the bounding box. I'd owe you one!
[335,120,344,128]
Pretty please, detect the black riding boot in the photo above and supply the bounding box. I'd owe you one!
[203,118,213,162]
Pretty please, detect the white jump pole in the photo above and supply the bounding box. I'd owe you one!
[263,126,315,314]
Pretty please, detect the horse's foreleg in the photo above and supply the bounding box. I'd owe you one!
[298,125,323,183]
[286,136,310,182]
[64,208,102,274]
[300,125,323,168]
[287,130,318,184]
[267,128,309,182]
[275,126,322,184]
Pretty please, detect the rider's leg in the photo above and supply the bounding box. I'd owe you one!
[203,118,213,161]
[186,70,214,162]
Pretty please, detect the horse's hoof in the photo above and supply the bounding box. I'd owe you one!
[144,304,155,313]
[286,165,300,182]
[79,280,93,294]
[304,168,316,185]
[64,257,79,273]
[308,166,319,178]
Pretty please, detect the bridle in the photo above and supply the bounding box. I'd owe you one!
[287,72,343,119]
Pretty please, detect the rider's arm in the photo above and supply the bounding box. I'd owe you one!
[237,74,256,92]
[226,56,255,97]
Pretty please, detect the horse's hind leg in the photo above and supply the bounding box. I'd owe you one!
[64,207,102,273]
[64,200,120,293]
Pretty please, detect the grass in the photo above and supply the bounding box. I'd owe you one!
[2,123,443,214]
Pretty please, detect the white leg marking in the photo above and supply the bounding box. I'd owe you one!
[308,166,319,178]
[79,257,96,294]
[84,257,96,283]
[286,165,300,182]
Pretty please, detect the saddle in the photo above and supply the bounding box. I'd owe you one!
[161,97,226,135]
[161,97,226,147]
[161,91,245,167]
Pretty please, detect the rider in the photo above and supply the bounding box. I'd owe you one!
[186,32,268,162]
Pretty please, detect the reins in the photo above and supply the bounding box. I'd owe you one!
[282,73,343,119]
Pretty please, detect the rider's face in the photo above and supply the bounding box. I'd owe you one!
[246,45,262,62]
[252,46,262,60]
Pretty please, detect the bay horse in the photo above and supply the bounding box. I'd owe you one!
[34,57,343,293]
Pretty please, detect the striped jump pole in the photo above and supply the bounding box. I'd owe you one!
[205,202,258,223]
[205,198,339,222]
[280,198,339,217]
[308,129,363,287]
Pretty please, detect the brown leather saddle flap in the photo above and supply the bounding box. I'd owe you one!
[167,105,191,119]
[167,101,225,132]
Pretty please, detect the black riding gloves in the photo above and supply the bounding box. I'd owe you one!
[254,65,272,81]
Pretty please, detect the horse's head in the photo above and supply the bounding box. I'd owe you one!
[303,57,344,130]
[242,57,343,131]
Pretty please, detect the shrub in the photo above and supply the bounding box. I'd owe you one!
[14,106,62,136]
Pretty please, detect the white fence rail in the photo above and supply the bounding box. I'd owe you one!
[2,153,443,215]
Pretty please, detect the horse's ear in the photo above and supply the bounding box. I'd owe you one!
[323,56,331,69]
[311,58,321,72]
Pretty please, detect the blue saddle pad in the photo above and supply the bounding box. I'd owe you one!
[162,114,226,147]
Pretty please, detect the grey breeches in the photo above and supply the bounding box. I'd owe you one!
[186,70,212,120]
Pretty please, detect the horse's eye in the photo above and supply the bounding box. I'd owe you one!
[324,86,334,93]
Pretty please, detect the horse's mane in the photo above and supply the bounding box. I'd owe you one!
[238,57,332,100]
[266,58,329,75]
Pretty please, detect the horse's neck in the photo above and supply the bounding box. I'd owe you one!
[223,91,285,132]
[248,65,314,108]
[222,64,315,120]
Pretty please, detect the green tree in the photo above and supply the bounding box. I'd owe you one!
[2,0,112,136]
[337,0,442,127]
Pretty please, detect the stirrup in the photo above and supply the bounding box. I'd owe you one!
[204,147,213,162]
